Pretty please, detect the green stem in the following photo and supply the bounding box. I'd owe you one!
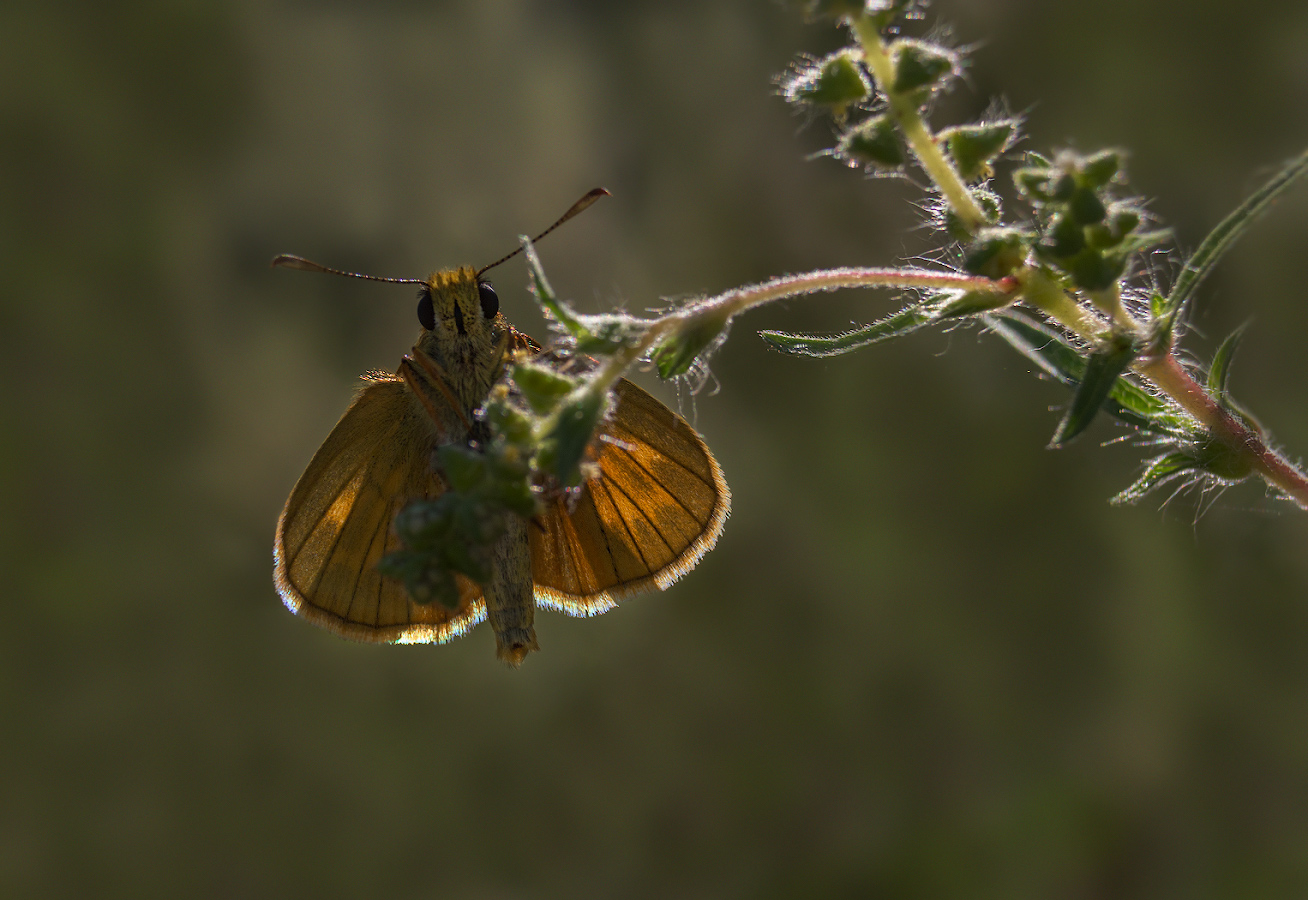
[1090,284,1135,331]
[1018,266,1100,338]
[851,17,987,232]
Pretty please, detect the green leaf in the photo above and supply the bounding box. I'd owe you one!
[483,394,535,445]
[963,227,1028,278]
[759,302,935,357]
[889,39,956,94]
[540,388,609,487]
[523,238,588,340]
[789,51,870,116]
[1111,452,1203,505]
[436,444,489,493]
[986,312,1191,437]
[1079,150,1121,188]
[650,307,733,378]
[1049,331,1138,447]
[573,314,649,356]
[935,288,1012,319]
[1067,186,1107,225]
[512,361,576,415]
[940,120,1017,181]
[1206,322,1248,400]
[1160,148,1308,332]
[838,114,904,170]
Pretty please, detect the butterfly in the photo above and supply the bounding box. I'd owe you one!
[272,190,729,665]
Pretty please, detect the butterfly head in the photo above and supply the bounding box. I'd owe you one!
[414,267,508,405]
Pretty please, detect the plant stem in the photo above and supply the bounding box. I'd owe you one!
[1138,353,1308,508]
[1018,266,1101,337]
[851,17,987,232]
[690,266,1008,320]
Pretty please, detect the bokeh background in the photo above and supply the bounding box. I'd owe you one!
[6,1,1308,896]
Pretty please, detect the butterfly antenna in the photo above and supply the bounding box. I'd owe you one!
[271,254,426,285]
[476,187,610,277]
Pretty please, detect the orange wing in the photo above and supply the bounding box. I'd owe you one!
[273,373,484,643]
[531,379,730,616]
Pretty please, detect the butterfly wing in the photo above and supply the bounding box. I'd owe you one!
[274,373,485,643]
[531,378,729,615]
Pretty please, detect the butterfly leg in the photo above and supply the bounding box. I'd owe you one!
[484,512,539,666]
[398,351,472,434]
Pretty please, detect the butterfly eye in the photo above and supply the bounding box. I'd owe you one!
[417,286,435,330]
[478,281,499,319]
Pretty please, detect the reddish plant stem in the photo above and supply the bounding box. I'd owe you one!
[1138,352,1308,508]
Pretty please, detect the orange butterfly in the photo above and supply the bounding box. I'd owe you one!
[273,192,729,665]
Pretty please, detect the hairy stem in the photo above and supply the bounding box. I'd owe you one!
[692,266,1008,320]
[1018,267,1101,337]
[1137,353,1308,507]
[851,17,987,232]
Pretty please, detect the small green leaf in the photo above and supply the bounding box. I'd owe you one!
[935,288,1012,319]
[512,361,576,415]
[436,444,489,492]
[573,314,649,355]
[1111,452,1203,505]
[1067,186,1107,225]
[1064,248,1125,293]
[986,312,1191,437]
[524,238,587,340]
[1014,167,1054,203]
[1109,205,1141,237]
[943,188,1002,241]
[1049,331,1138,447]
[376,550,463,608]
[837,114,904,170]
[1148,292,1167,319]
[650,307,733,378]
[760,302,935,357]
[1161,147,1308,333]
[940,120,1017,181]
[790,51,870,116]
[963,227,1029,278]
[1050,172,1077,202]
[483,395,534,445]
[1079,150,1121,188]
[1038,213,1085,259]
[1206,322,1248,400]
[540,388,609,487]
[1196,435,1254,482]
[889,39,956,94]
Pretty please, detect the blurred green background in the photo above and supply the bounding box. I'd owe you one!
[5,1,1308,896]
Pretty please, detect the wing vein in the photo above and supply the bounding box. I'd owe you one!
[606,426,714,489]
[304,462,373,599]
[289,456,370,560]
[608,444,707,524]
[603,475,673,564]
[593,477,647,574]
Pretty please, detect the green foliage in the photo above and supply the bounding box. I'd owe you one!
[1157,148,1308,341]
[779,50,871,119]
[889,39,956,95]
[1049,330,1140,447]
[986,313,1191,439]
[763,2,1308,508]
[940,120,1017,181]
[837,114,904,170]
[761,303,935,357]
[390,0,1308,606]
